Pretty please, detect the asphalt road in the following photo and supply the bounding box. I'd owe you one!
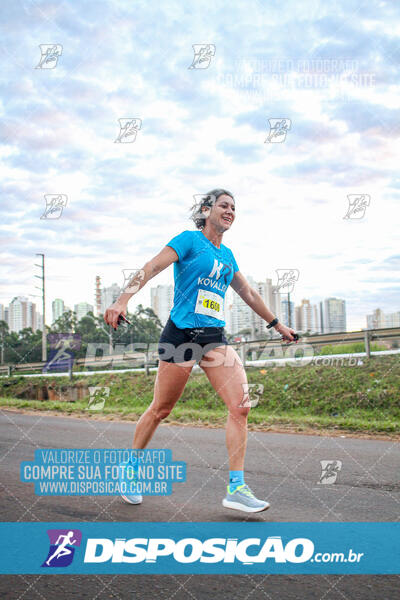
[0,410,399,599]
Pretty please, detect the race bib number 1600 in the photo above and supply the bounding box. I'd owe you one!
[195,289,224,318]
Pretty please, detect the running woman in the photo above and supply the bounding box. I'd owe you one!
[104,189,297,512]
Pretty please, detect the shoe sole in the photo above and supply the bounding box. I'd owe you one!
[121,494,143,505]
[222,498,270,513]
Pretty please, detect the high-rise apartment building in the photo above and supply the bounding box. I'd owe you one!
[384,311,400,327]
[230,276,282,338]
[150,285,174,326]
[52,298,65,324]
[281,298,295,328]
[8,297,37,333]
[295,299,321,333]
[74,302,94,322]
[251,278,282,337]
[231,275,255,337]
[100,284,121,315]
[323,297,347,333]
[367,309,400,329]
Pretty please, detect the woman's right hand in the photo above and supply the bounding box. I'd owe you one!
[103,301,127,330]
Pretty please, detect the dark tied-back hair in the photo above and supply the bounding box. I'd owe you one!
[190,188,235,229]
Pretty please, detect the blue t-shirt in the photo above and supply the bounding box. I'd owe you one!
[166,230,239,328]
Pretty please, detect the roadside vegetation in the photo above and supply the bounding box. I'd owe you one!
[1,355,398,436]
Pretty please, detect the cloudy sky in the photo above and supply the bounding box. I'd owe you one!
[1,0,399,331]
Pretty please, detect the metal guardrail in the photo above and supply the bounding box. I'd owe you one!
[0,327,399,376]
[232,327,400,351]
[233,328,400,365]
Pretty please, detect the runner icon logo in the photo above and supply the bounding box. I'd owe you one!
[42,529,82,568]
[188,44,216,69]
[318,460,342,485]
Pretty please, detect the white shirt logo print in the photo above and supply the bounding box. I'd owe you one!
[208,259,224,280]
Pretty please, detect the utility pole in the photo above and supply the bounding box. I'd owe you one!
[35,253,47,361]
[108,325,113,356]
[0,329,4,364]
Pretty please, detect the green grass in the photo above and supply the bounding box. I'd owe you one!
[317,341,387,355]
[0,356,399,435]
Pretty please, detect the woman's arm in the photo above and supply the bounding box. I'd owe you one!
[230,271,297,341]
[104,246,178,329]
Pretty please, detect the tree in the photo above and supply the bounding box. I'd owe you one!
[2,304,165,366]
[135,304,163,328]
[52,309,77,333]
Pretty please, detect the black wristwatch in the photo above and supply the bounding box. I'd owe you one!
[267,318,279,329]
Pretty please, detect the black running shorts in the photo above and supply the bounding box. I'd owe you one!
[158,316,229,364]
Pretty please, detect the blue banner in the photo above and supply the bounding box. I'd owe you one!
[0,522,398,574]
[20,449,186,496]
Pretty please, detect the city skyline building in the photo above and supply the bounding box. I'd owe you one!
[281,298,295,328]
[150,284,174,326]
[295,299,321,334]
[322,297,347,333]
[367,308,400,329]
[52,298,65,324]
[2,275,398,336]
[230,275,255,337]
[8,296,37,333]
[252,278,282,338]
[74,302,94,322]
[100,283,121,315]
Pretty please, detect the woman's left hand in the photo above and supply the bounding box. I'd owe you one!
[275,323,298,343]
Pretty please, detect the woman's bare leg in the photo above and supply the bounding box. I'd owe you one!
[198,345,250,470]
[132,358,195,449]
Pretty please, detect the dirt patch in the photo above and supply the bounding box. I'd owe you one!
[13,382,89,401]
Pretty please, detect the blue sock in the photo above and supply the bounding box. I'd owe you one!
[229,470,244,492]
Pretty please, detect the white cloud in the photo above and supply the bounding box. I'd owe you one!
[0,0,398,333]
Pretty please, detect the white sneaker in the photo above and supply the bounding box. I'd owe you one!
[222,484,270,513]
